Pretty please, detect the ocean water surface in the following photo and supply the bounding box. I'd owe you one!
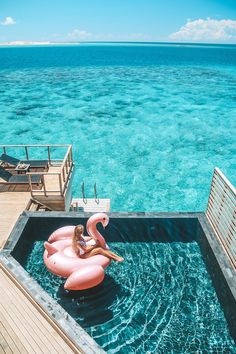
[0,43,235,211]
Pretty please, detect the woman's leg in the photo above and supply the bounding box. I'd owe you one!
[82,247,124,262]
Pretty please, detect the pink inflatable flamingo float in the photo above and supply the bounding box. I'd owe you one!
[43,213,111,290]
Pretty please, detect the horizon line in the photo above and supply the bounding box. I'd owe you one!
[0,40,236,46]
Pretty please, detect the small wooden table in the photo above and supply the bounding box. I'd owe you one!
[15,163,30,174]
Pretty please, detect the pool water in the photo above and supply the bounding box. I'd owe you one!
[24,240,235,353]
[0,44,236,211]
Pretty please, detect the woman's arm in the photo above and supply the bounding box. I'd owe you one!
[83,236,93,241]
[72,240,82,255]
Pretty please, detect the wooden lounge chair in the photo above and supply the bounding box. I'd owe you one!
[0,153,49,170]
[0,166,42,186]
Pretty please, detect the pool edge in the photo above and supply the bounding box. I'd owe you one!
[1,211,235,351]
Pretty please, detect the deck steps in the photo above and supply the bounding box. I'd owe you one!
[26,198,53,212]
[71,198,110,212]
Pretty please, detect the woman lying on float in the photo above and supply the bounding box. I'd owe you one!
[43,213,123,291]
[72,224,123,262]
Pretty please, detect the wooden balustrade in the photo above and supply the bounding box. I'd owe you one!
[0,145,74,199]
[0,144,71,166]
[206,168,236,270]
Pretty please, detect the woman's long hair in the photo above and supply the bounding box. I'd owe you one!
[72,224,84,253]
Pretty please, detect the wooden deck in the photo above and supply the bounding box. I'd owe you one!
[0,192,30,249]
[0,145,109,354]
[0,146,84,354]
[0,264,81,354]
[0,165,67,248]
[0,187,84,354]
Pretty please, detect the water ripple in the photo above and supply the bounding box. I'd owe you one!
[25,241,235,353]
[0,64,235,211]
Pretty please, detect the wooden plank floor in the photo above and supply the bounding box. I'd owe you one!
[0,266,80,354]
[0,165,83,354]
[37,165,63,195]
[0,192,30,249]
[0,164,69,198]
[0,164,71,248]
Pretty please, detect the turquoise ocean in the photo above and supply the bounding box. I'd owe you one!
[0,43,235,211]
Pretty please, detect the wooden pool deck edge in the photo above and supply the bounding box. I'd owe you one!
[0,193,102,353]
[0,192,31,249]
[0,261,84,354]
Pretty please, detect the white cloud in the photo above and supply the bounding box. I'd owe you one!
[170,18,236,42]
[1,16,16,26]
[68,29,92,39]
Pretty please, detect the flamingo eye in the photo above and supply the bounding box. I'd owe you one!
[103,218,106,221]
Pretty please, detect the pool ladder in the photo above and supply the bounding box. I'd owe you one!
[81,182,99,205]
[71,183,110,212]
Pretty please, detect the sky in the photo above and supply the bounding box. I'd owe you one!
[1,0,236,43]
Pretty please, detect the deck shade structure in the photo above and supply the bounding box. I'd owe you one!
[206,168,236,270]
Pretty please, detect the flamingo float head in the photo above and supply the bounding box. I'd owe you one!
[87,212,109,229]
[86,213,109,249]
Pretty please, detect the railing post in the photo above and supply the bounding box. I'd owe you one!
[47,146,51,165]
[42,175,47,197]
[70,146,73,166]
[3,146,6,154]
[25,146,29,160]
[28,175,33,197]
[62,167,65,182]
[59,174,63,196]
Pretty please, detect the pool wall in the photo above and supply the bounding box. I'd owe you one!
[197,216,236,341]
[1,211,235,350]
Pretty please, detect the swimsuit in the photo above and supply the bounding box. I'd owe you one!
[77,238,87,256]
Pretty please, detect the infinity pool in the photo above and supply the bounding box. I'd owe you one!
[11,214,236,353]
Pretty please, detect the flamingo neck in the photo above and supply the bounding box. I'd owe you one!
[87,222,107,248]
[87,221,103,240]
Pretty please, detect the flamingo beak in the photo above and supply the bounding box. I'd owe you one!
[102,217,109,228]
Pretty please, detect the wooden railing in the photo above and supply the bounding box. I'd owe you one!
[28,145,73,197]
[0,144,73,197]
[60,144,73,185]
[206,168,236,270]
[0,144,71,166]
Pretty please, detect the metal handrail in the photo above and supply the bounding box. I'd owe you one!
[82,182,87,204]
[94,183,99,204]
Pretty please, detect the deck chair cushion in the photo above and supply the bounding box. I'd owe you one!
[0,153,48,169]
[21,159,48,169]
[9,174,42,184]
[0,166,42,184]
[0,167,12,181]
[0,153,19,166]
